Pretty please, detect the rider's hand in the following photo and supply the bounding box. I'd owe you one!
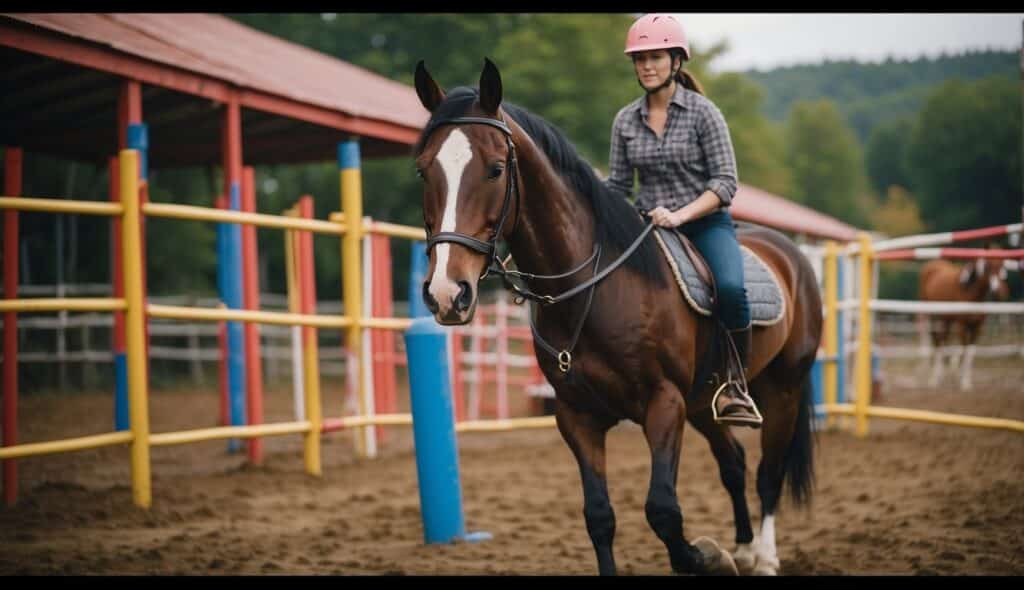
[648,206,690,228]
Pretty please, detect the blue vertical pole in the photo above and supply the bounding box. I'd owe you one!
[115,123,148,431]
[811,359,824,427]
[127,124,148,180]
[226,182,246,452]
[404,318,491,545]
[404,318,464,544]
[409,241,431,319]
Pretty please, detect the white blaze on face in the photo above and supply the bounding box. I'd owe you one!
[989,273,1001,295]
[429,128,474,313]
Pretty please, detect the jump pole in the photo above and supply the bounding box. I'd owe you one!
[339,139,373,458]
[404,317,491,545]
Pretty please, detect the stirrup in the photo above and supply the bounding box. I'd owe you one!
[711,379,763,427]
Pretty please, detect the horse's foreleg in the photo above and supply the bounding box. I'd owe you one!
[689,409,755,573]
[554,400,617,576]
[959,322,980,391]
[644,381,737,576]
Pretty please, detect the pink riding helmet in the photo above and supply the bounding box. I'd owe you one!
[624,13,690,61]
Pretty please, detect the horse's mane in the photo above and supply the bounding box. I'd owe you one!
[414,86,664,284]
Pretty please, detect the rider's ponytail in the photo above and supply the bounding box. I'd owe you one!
[676,69,704,96]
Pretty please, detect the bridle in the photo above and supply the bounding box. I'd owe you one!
[421,112,655,371]
[424,116,522,282]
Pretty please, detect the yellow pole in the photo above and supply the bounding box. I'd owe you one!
[854,232,874,438]
[120,149,152,508]
[823,241,839,430]
[283,208,307,427]
[302,322,322,476]
[339,140,366,458]
[294,201,322,476]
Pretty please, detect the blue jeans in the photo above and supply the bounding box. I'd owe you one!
[676,209,750,330]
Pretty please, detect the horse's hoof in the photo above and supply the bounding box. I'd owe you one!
[693,536,739,576]
[753,555,780,576]
[732,545,756,575]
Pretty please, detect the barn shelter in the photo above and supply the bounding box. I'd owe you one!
[1,13,429,167]
[1,13,857,240]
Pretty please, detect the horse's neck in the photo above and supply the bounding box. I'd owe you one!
[507,137,597,285]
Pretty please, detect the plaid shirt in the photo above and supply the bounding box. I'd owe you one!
[605,84,738,213]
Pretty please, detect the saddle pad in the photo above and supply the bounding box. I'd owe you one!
[652,227,785,326]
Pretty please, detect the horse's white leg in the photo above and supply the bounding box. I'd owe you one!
[928,348,944,387]
[960,344,976,391]
[752,514,780,576]
[949,345,963,370]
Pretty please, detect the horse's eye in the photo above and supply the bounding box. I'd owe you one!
[487,164,504,180]
[415,167,425,180]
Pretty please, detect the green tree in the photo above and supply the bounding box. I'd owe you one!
[491,14,637,164]
[865,117,915,195]
[784,100,869,227]
[871,185,925,238]
[707,71,792,197]
[905,76,1022,232]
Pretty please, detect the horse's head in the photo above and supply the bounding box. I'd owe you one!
[413,58,518,325]
[959,257,1011,301]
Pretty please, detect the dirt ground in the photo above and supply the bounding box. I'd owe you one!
[1,365,1022,576]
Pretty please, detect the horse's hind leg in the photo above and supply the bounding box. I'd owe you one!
[928,318,950,387]
[645,380,738,576]
[553,399,618,575]
[750,375,803,576]
[689,409,756,574]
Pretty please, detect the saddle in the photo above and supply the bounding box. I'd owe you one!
[651,226,786,403]
[652,227,786,326]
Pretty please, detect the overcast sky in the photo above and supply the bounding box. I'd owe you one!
[669,13,1023,72]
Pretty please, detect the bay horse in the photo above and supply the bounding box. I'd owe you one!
[413,58,820,576]
[920,256,1010,391]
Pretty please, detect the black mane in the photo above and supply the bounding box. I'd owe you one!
[414,86,663,284]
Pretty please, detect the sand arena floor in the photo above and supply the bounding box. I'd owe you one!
[1,367,1022,576]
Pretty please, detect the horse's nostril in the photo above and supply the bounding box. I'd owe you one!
[454,280,474,313]
[422,281,439,314]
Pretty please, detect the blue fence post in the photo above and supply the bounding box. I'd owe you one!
[404,318,491,545]
[224,182,246,452]
[811,359,824,427]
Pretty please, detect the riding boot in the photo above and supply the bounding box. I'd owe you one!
[713,324,763,428]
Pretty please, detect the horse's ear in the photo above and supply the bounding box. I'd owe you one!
[479,57,503,116]
[415,60,445,113]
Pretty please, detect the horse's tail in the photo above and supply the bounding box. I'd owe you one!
[783,370,816,507]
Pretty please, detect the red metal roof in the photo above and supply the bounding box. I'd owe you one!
[4,13,429,139]
[731,182,860,242]
[2,13,859,240]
